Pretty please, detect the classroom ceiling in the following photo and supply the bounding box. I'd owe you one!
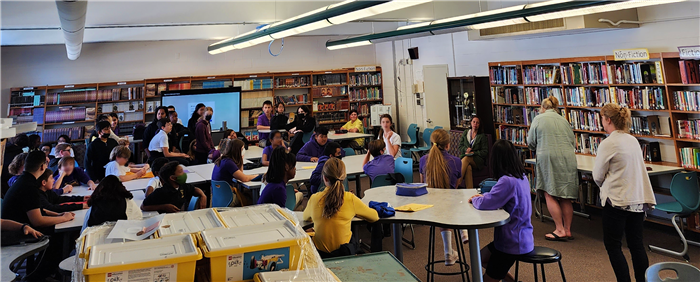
[0,0,493,46]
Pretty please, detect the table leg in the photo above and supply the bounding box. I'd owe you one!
[392,223,403,262]
[355,175,362,198]
[468,229,483,282]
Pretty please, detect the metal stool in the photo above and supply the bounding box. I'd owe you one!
[425,226,470,282]
[515,246,566,282]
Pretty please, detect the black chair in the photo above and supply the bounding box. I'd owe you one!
[514,246,567,282]
[425,227,470,282]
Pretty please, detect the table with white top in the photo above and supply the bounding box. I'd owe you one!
[245,146,264,160]
[1,236,50,281]
[328,132,373,141]
[362,187,510,282]
[257,129,286,133]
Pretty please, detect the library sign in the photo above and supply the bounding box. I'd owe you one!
[613,48,649,61]
[354,65,377,72]
[679,46,700,60]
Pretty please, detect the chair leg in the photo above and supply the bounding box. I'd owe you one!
[541,263,547,282]
[453,229,467,282]
[558,261,567,282]
[649,214,692,261]
[402,224,416,249]
[427,226,435,282]
[514,261,520,282]
[533,263,538,282]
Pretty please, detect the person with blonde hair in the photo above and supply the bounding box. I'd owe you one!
[303,158,379,258]
[593,103,655,282]
[104,145,149,182]
[527,96,578,242]
[419,128,467,264]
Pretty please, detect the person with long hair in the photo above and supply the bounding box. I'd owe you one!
[270,102,289,131]
[526,96,578,241]
[419,128,466,264]
[303,158,379,258]
[212,139,260,206]
[261,130,286,166]
[469,140,534,282]
[2,134,29,196]
[459,117,489,188]
[194,106,215,165]
[593,103,656,282]
[378,114,401,158]
[309,142,343,195]
[143,106,169,152]
[87,175,143,227]
[288,105,316,154]
[258,147,303,208]
[187,103,206,134]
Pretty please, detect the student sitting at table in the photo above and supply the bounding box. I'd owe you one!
[297,127,345,162]
[148,118,191,165]
[146,158,169,197]
[258,147,303,209]
[1,151,75,281]
[87,175,143,227]
[53,156,96,195]
[48,143,80,173]
[38,169,88,212]
[142,161,207,213]
[105,146,150,182]
[303,158,379,258]
[261,130,286,166]
[212,139,259,206]
[309,142,342,195]
[85,121,120,181]
[420,128,467,264]
[339,109,365,149]
[257,100,274,146]
[469,140,533,282]
[7,152,28,187]
[362,139,395,182]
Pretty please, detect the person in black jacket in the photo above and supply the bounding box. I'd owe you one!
[141,161,207,213]
[37,169,87,213]
[167,110,189,153]
[270,102,289,131]
[85,121,119,181]
[2,134,28,197]
[187,103,206,134]
[142,106,169,153]
[288,105,316,154]
[87,175,141,227]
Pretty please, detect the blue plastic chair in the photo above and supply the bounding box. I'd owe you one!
[395,157,413,183]
[434,126,443,130]
[646,262,700,282]
[302,129,314,143]
[649,172,700,261]
[187,196,199,211]
[400,149,412,159]
[370,174,395,188]
[285,185,297,210]
[343,148,356,156]
[410,128,435,155]
[211,180,234,208]
[401,124,419,147]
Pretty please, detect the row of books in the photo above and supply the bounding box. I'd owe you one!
[10,92,43,107]
[523,65,560,85]
[349,103,377,117]
[316,112,346,124]
[489,66,520,85]
[608,62,664,84]
[569,109,603,132]
[494,106,539,125]
[240,110,263,128]
[311,87,347,97]
[350,73,381,86]
[630,115,662,136]
[275,77,309,88]
[193,80,233,89]
[314,100,349,111]
[45,107,88,123]
[561,62,608,85]
[145,101,162,114]
[234,79,273,90]
[581,181,602,207]
[673,91,700,112]
[677,119,700,140]
[611,87,666,110]
[575,133,604,155]
[8,107,33,117]
[524,87,564,106]
[565,87,612,107]
[100,101,145,113]
[313,74,347,86]
[45,90,97,105]
[274,94,309,105]
[680,147,700,170]
[678,60,700,84]
[639,141,657,162]
[241,91,273,109]
[13,115,35,125]
[497,125,527,146]
[96,87,144,101]
[42,126,85,142]
[146,83,165,96]
[349,87,382,101]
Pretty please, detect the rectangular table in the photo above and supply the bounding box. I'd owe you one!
[323,252,420,282]
[328,132,373,141]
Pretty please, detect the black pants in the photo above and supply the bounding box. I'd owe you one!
[289,132,305,155]
[25,233,64,281]
[602,204,648,282]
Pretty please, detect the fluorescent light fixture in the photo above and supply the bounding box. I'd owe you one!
[397,22,431,30]
[326,40,373,50]
[209,0,430,55]
[526,0,687,22]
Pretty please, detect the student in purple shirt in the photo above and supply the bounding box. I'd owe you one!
[309,142,343,195]
[6,153,28,188]
[297,127,345,162]
[420,128,466,265]
[258,146,302,208]
[262,130,286,166]
[53,156,96,194]
[469,139,534,282]
[362,139,395,182]
[212,139,260,206]
[256,100,273,142]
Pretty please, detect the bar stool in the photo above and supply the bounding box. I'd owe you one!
[425,226,470,282]
[514,246,566,282]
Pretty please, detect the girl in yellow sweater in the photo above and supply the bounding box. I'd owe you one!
[303,158,379,258]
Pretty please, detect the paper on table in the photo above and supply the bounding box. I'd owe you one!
[107,214,165,241]
[394,203,434,212]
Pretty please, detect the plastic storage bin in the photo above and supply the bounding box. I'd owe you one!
[78,224,127,259]
[253,268,340,282]
[200,221,307,282]
[83,234,201,282]
[158,208,225,237]
[217,205,290,228]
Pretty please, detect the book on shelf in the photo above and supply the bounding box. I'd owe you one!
[146,84,157,97]
[86,107,96,120]
[569,109,603,132]
[275,77,309,88]
[274,94,308,106]
[523,65,560,85]
[496,125,527,146]
[489,66,520,85]
[349,87,382,101]
[679,147,700,169]
[607,62,663,84]
[677,119,700,140]
[673,90,700,111]
[524,87,563,105]
[491,87,506,104]
[42,126,85,142]
[157,83,167,95]
[316,112,346,124]
[234,78,273,90]
[610,87,665,110]
[46,90,99,105]
[312,86,347,97]
[565,87,611,107]
[575,133,605,155]
[313,74,347,86]
[167,82,191,91]
[561,62,608,85]
[241,90,274,109]
[10,91,44,107]
[679,60,700,84]
[201,80,232,89]
[45,107,88,123]
[502,88,524,104]
[350,73,381,86]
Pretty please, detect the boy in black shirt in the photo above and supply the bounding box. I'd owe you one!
[38,169,88,213]
[85,121,119,181]
[141,161,207,213]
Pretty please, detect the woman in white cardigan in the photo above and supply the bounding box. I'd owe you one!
[593,103,656,282]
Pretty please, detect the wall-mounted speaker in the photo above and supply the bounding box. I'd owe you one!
[408,47,419,60]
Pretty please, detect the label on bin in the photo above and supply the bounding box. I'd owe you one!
[226,247,290,281]
[106,264,177,282]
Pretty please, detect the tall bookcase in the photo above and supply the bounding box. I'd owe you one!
[488,52,700,232]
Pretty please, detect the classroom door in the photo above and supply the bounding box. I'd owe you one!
[423,64,450,129]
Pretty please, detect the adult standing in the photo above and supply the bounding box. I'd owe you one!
[459,117,489,188]
[288,105,316,154]
[85,121,119,181]
[378,114,401,159]
[194,107,215,165]
[526,96,578,241]
[187,103,206,134]
[593,103,655,282]
[339,109,365,149]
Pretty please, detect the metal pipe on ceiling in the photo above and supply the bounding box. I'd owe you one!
[55,0,88,60]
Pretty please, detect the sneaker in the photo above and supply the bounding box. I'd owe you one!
[461,230,469,244]
[445,250,459,266]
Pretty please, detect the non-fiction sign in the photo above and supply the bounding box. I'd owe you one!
[613,48,650,61]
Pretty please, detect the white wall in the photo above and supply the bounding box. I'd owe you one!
[1,36,377,116]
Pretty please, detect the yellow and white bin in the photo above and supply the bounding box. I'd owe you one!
[216,204,290,228]
[157,208,225,237]
[199,220,307,282]
[83,234,201,282]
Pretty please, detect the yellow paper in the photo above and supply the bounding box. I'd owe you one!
[302,166,317,170]
[394,203,434,212]
[141,171,154,178]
